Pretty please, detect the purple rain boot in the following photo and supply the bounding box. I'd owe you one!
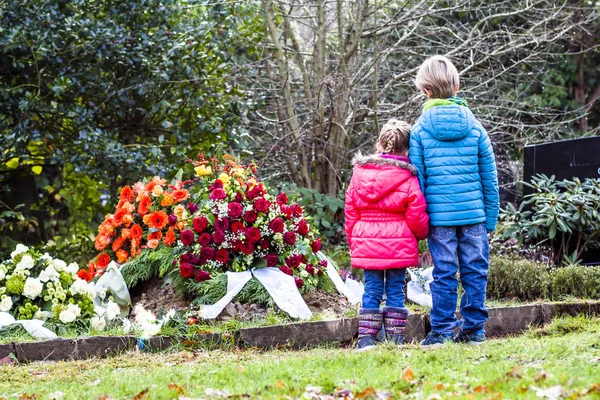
[357,308,383,350]
[383,306,409,345]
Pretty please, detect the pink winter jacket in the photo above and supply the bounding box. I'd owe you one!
[345,154,429,270]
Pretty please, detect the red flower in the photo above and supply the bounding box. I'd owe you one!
[306,264,315,275]
[253,198,270,213]
[276,192,288,204]
[215,218,229,231]
[131,224,143,241]
[168,214,178,226]
[228,202,243,218]
[195,270,211,282]
[198,233,212,246]
[231,221,245,233]
[294,276,304,289]
[231,240,242,253]
[215,249,230,264]
[234,192,244,202]
[245,227,261,243]
[268,217,284,233]
[209,188,227,201]
[187,202,199,214]
[193,216,208,233]
[259,237,270,250]
[318,260,328,269]
[286,255,301,269]
[137,194,152,216]
[243,211,257,223]
[200,246,215,260]
[179,263,195,278]
[296,219,309,236]
[291,203,303,217]
[280,205,293,219]
[279,266,293,276]
[210,179,223,190]
[245,186,261,200]
[97,253,111,268]
[283,231,297,245]
[212,230,226,245]
[120,186,135,203]
[311,238,322,253]
[180,253,193,264]
[240,241,255,255]
[180,230,195,246]
[265,253,278,268]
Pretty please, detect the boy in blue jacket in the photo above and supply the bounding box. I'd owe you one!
[409,55,500,346]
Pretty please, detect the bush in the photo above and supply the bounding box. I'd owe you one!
[551,265,600,299]
[487,256,551,301]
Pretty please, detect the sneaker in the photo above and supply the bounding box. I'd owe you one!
[454,329,486,345]
[419,332,453,348]
[356,335,378,351]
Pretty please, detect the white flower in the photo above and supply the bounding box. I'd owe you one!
[58,303,81,324]
[40,253,53,262]
[66,262,79,274]
[48,392,65,400]
[90,315,106,331]
[23,277,43,299]
[39,265,60,283]
[10,244,29,259]
[33,310,52,321]
[0,269,5,281]
[15,254,35,271]
[70,278,95,298]
[0,296,13,312]
[50,259,67,272]
[105,301,121,321]
[94,305,106,317]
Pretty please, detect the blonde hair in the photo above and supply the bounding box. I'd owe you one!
[415,55,460,99]
[377,119,411,154]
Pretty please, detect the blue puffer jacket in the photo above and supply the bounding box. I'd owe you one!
[409,104,500,231]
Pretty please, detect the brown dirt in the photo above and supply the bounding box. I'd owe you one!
[129,277,191,317]
[302,291,354,320]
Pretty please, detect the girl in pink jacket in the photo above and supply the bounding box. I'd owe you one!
[345,119,429,349]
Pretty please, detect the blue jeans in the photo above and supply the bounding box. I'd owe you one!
[428,223,489,334]
[362,269,406,309]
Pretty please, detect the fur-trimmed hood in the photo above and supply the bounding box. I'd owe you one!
[351,153,417,176]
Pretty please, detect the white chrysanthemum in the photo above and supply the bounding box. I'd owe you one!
[94,305,106,317]
[10,244,29,259]
[105,301,121,321]
[15,254,35,271]
[0,296,13,312]
[58,303,81,324]
[50,259,67,272]
[66,262,79,274]
[90,315,106,331]
[70,278,94,297]
[23,277,43,300]
[0,269,5,281]
[40,253,53,261]
[33,310,52,321]
[39,265,60,283]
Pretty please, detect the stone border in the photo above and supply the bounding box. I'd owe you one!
[1,301,599,363]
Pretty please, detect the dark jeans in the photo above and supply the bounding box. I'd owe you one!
[362,269,406,309]
[428,223,489,334]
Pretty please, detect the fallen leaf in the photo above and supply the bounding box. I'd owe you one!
[236,365,245,373]
[168,383,184,395]
[434,383,447,391]
[532,385,564,400]
[474,385,491,393]
[275,380,286,390]
[0,356,14,365]
[132,389,149,400]
[18,395,37,400]
[401,366,414,381]
[505,366,522,379]
[535,371,549,382]
[356,387,376,399]
[375,391,393,400]
[581,383,600,395]
[333,388,353,397]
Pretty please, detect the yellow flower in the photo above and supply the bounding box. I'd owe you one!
[152,185,164,197]
[231,167,245,177]
[195,165,212,177]
[218,172,231,185]
[247,178,257,189]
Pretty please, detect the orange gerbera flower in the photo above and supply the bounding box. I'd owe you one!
[120,186,135,203]
[131,224,143,241]
[112,236,126,253]
[94,234,111,251]
[145,176,167,192]
[144,211,169,230]
[116,249,129,264]
[160,194,174,207]
[148,231,163,241]
[97,252,111,268]
[113,209,127,226]
[171,189,189,203]
[164,227,176,246]
[138,194,152,216]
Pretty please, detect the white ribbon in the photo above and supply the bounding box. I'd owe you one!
[198,268,312,320]
[94,261,131,315]
[0,312,57,340]
[407,267,434,307]
[316,251,364,305]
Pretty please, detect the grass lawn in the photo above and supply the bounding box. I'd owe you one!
[1,316,599,399]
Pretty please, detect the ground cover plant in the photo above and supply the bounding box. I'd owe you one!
[1,316,599,399]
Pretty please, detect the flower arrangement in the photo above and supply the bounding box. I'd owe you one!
[0,244,97,326]
[172,154,327,292]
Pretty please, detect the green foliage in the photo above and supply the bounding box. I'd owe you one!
[551,265,600,300]
[121,246,176,288]
[500,174,600,266]
[279,183,345,244]
[487,256,551,301]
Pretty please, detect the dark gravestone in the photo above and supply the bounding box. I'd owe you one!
[0,343,14,359]
[523,137,600,264]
